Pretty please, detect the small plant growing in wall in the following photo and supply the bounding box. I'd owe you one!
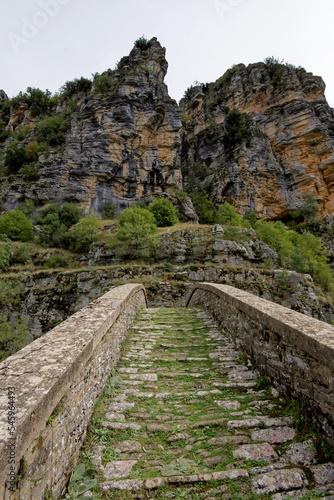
[65,463,97,499]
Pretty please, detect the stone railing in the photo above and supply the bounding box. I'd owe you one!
[0,283,147,500]
[186,282,334,446]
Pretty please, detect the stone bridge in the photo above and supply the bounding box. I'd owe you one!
[1,283,334,499]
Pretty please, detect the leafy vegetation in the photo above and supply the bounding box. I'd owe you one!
[224,108,251,153]
[117,205,158,259]
[264,56,285,86]
[93,73,120,94]
[149,197,179,227]
[64,463,97,500]
[102,201,117,220]
[60,77,92,98]
[0,210,34,241]
[216,201,243,227]
[254,219,333,289]
[36,112,71,146]
[68,215,100,253]
[188,191,216,224]
[134,35,152,50]
[0,314,30,361]
[0,245,10,271]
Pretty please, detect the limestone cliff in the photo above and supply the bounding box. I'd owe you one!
[0,38,182,213]
[180,61,334,219]
[1,46,334,220]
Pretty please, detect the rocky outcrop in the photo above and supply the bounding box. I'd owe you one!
[180,62,334,219]
[1,46,334,220]
[0,39,183,214]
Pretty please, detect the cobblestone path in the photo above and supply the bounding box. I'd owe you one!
[81,308,334,500]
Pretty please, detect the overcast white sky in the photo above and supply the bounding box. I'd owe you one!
[1,0,334,106]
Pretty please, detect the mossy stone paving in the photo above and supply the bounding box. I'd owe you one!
[81,308,334,500]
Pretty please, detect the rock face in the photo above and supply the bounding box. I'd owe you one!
[1,46,334,219]
[180,62,334,219]
[0,38,183,214]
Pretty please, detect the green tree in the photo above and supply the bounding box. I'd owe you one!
[102,201,117,220]
[68,215,100,253]
[118,205,157,259]
[59,203,81,228]
[0,210,34,241]
[149,198,179,227]
[37,113,71,146]
[216,202,243,226]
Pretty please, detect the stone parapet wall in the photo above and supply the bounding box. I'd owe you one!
[186,283,334,446]
[0,283,147,500]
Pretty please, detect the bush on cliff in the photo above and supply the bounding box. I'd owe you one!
[255,220,333,289]
[0,210,34,241]
[68,214,100,253]
[149,198,179,227]
[216,202,243,227]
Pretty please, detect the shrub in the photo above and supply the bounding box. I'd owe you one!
[68,215,99,253]
[93,74,119,94]
[39,213,68,248]
[216,202,243,226]
[0,210,34,241]
[255,219,333,289]
[0,120,10,143]
[18,199,36,218]
[0,314,30,361]
[254,220,294,267]
[149,198,179,227]
[134,36,152,50]
[264,56,285,86]
[118,205,158,259]
[60,77,92,98]
[4,143,28,173]
[0,245,10,271]
[44,254,68,268]
[59,203,81,228]
[8,244,31,265]
[224,109,251,152]
[243,210,257,226]
[102,201,117,220]
[21,162,40,181]
[37,113,71,146]
[188,191,216,224]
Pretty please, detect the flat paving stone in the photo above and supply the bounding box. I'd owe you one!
[233,443,278,461]
[311,463,334,485]
[104,460,137,480]
[252,469,308,494]
[286,440,317,466]
[252,426,296,443]
[102,421,142,431]
[114,441,143,453]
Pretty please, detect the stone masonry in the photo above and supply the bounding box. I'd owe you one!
[187,283,334,447]
[79,307,334,499]
[0,283,147,500]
